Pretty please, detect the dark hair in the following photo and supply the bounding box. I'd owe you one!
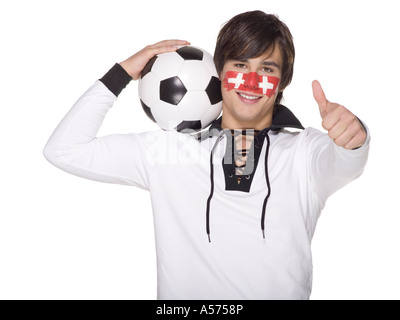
[214,10,295,105]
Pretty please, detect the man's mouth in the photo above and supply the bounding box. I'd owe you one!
[237,92,263,103]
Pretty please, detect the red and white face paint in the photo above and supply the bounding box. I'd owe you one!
[223,71,280,98]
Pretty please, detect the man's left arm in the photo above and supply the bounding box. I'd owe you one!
[308,80,371,201]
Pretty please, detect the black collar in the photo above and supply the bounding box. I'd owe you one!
[208,104,304,134]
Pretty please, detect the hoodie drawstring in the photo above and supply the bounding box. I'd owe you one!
[261,132,271,239]
[206,130,272,242]
[206,131,225,242]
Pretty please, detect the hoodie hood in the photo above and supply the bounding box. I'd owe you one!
[207,104,304,134]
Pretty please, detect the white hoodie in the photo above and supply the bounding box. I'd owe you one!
[43,64,370,300]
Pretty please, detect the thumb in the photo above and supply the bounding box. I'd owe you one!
[312,80,328,118]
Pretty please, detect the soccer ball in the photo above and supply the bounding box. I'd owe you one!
[138,46,222,132]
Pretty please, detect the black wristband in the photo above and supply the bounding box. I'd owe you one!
[99,63,132,97]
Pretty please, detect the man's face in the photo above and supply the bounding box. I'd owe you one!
[220,47,283,130]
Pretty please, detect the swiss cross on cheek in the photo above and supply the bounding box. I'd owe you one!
[223,71,280,98]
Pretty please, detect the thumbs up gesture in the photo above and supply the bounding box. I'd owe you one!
[312,80,367,150]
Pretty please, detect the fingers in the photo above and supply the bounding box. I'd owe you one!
[324,107,367,149]
[344,130,367,150]
[120,39,190,80]
[335,119,367,149]
[326,112,357,142]
[150,39,191,48]
[312,80,328,118]
[321,104,348,131]
[146,39,191,55]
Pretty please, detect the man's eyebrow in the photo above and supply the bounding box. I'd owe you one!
[233,59,281,69]
[260,61,281,69]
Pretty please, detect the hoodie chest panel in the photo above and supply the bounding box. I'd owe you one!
[222,132,266,192]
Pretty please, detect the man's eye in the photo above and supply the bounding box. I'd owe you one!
[261,67,273,73]
[235,64,246,69]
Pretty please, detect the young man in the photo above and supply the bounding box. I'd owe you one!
[44,11,370,299]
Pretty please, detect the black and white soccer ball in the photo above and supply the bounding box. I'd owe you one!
[138,46,222,132]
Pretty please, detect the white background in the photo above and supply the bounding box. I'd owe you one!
[0,0,399,300]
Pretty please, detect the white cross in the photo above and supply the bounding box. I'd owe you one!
[258,76,275,95]
[228,72,245,89]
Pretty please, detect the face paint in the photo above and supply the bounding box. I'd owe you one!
[223,71,280,98]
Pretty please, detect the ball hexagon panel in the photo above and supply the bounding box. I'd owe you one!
[140,100,156,122]
[151,100,183,130]
[205,76,222,105]
[160,76,187,105]
[150,52,185,80]
[178,91,211,120]
[176,120,202,132]
[178,61,213,91]
[176,46,203,61]
[138,72,160,107]
[141,56,157,78]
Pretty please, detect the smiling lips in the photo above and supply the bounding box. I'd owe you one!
[223,71,280,103]
[236,92,263,104]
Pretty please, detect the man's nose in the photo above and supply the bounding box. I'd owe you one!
[243,72,259,89]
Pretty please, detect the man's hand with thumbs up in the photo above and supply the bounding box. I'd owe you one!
[312,80,367,150]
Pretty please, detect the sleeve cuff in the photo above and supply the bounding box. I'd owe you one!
[99,63,132,97]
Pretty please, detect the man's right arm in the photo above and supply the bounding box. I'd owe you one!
[43,40,190,189]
